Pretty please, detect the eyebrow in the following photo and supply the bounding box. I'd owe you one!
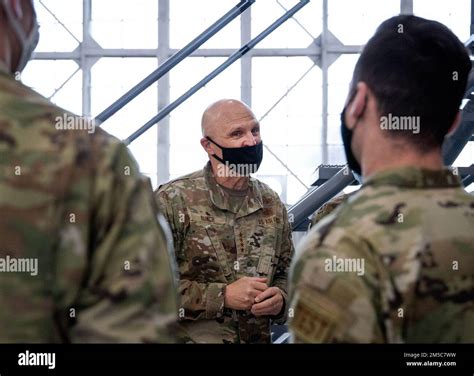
[227,126,245,135]
[226,122,260,136]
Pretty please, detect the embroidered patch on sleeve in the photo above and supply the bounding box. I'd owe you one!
[290,287,349,343]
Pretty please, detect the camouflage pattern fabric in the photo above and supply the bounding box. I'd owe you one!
[289,166,474,343]
[155,162,294,343]
[309,194,348,229]
[0,67,178,343]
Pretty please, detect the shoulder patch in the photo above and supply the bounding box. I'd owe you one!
[290,286,349,343]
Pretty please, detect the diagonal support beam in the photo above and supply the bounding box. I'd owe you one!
[125,0,311,145]
[94,0,255,125]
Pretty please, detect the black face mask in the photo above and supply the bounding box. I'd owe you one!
[206,137,263,175]
[340,107,362,178]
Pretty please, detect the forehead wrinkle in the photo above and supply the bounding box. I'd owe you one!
[202,99,256,137]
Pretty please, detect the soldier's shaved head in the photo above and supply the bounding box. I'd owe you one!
[201,99,256,138]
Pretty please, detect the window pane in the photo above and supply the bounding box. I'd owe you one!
[328,54,359,112]
[414,0,470,42]
[34,0,82,52]
[253,56,322,204]
[170,0,240,49]
[453,143,473,167]
[251,0,321,49]
[454,143,474,193]
[91,58,158,180]
[91,0,158,48]
[328,54,359,147]
[22,60,82,115]
[169,57,241,176]
[329,0,400,45]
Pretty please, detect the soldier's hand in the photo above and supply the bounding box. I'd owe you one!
[224,277,268,310]
[250,287,284,317]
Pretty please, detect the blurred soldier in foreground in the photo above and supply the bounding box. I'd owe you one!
[0,0,177,342]
[289,15,474,343]
[156,99,294,343]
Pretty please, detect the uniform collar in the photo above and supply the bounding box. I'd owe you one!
[204,162,263,217]
[363,166,461,189]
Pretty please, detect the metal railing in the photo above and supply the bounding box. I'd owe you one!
[288,83,474,231]
[94,0,255,125]
[124,0,310,144]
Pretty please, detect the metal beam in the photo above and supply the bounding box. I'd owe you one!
[321,0,328,163]
[288,167,355,230]
[400,0,413,15]
[289,87,474,231]
[124,0,311,145]
[82,0,92,117]
[38,0,81,44]
[94,0,255,125]
[443,89,474,165]
[33,45,363,60]
[471,0,474,35]
[241,3,252,106]
[157,0,171,186]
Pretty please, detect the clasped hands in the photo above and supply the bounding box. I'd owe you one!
[224,277,283,317]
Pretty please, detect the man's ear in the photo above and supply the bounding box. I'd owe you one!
[345,82,368,130]
[200,137,213,154]
[446,111,462,136]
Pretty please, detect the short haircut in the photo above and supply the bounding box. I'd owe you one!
[350,15,471,151]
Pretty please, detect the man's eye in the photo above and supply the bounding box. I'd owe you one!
[252,128,260,134]
[232,131,242,137]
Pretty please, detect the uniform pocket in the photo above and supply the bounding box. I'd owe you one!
[182,212,229,283]
[205,225,235,282]
[256,248,276,275]
[244,223,282,280]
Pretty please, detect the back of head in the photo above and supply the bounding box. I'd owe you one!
[351,15,471,151]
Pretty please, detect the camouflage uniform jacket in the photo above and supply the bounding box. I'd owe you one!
[289,166,474,343]
[156,162,294,343]
[0,67,178,343]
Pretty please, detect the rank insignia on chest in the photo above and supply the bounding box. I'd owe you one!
[200,215,215,222]
[258,216,281,225]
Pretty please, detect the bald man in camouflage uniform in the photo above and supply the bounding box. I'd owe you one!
[289,15,474,343]
[156,99,294,343]
[0,0,177,342]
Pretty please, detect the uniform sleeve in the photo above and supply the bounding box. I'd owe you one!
[155,188,226,321]
[309,194,347,229]
[271,203,295,324]
[288,230,383,343]
[69,140,179,343]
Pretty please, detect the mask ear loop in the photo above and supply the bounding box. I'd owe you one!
[1,0,39,73]
[205,136,218,146]
[13,0,23,18]
[205,136,221,155]
[1,1,27,41]
[205,136,226,164]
